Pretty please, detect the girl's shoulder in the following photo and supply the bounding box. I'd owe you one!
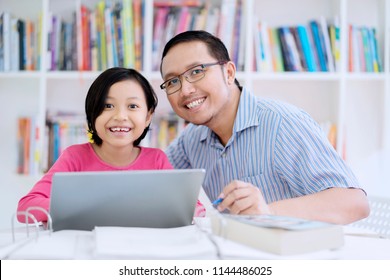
[63,142,93,155]
[138,146,166,157]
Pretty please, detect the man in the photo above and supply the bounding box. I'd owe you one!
[159,30,369,224]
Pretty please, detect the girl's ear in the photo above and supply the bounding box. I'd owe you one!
[145,111,153,127]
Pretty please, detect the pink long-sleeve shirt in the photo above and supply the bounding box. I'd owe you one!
[17,143,205,222]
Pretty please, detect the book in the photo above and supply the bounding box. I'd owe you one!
[94,225,216,259]
[1,12,11,71]
[277,26,302,72]
[17,18,26,70]
[211,214,344,255]
[290,26,308,71]
[368,27,382,72]
[296,24,317,71]
[268,27,284,72]
[319,16,335,72]
[309,20,328,71]
[133,0,143,70]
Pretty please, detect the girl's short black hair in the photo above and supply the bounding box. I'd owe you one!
[85,67,158,146]
[160,30,241,89]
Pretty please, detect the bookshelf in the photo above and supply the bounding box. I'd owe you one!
[0,0,389,230]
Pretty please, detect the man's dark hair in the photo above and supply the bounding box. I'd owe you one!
[160,30,241,89]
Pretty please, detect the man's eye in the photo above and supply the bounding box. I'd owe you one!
[191,68,204,76]
[167,78,180,87]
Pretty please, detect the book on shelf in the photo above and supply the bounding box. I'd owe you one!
[348,24,382,73]
[253,20,273,72]
[328,19,340,72]
[235,0,246,71]
[146,113,187,149]
[133,0,143,70]
[290,26,308,71]
[277,26,302,72]
[17,116,41,176]
[217,0,237,62]
[296,24,317,72]
[152,6,169,71]
[211,214,344,255]
[309,20,328,72]
[319,16,335,72]
[44,113,89,171]
[0,12,11,72]
[253,16,342,73]
[151,0,244,71]
[122,0,135,68]
[42,0,144,71]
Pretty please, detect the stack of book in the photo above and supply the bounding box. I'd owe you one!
[211,214,344,255]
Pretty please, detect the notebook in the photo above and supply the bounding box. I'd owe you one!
[49,169,206,231]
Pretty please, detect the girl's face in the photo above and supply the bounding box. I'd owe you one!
[95,80,152,149]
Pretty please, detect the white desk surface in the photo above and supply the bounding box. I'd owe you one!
[1,219,389,260]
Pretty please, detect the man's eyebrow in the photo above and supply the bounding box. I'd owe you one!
[163,62,202,80]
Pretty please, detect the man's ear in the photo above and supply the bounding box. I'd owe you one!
[225,61,237,85]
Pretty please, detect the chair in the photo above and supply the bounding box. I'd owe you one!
[350,196,390,239]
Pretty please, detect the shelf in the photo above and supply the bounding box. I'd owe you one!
[0,0,389,230]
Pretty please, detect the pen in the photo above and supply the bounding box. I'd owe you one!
[212,197,223,206]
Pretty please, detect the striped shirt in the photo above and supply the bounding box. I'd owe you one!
[166,88,361,203]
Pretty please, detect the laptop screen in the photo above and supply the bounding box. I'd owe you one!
[49,169,206,231]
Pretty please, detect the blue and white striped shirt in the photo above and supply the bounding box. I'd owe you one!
[166,88,361,203]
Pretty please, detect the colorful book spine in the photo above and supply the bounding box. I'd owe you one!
[319,16,334,72]
[309,20,327,71]
[133,0,142,70]
[329,21,340,72]
[1,12,11,71]
[278,26,301,72]
[296,25,317,72]
[97,0,107,70]
[152,7,169,70]
[290,26,308,71]
[369,27,381,72]
[122,0,135,68]
[268,27,284,72]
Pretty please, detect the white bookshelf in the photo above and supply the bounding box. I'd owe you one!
[0,0,389,230]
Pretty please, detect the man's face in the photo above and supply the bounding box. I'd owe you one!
[160,41,231,127]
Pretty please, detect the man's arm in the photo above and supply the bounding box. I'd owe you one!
[269,187,370,224]
[217,180,370,224]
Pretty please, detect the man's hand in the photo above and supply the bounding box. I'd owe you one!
[217,180,273,215]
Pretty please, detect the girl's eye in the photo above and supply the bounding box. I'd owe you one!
[129,104,139,109]
[104,104,113,109]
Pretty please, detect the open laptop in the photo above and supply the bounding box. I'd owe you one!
[49,169,206,231]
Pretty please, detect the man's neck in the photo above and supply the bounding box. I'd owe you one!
[209,86,242,146]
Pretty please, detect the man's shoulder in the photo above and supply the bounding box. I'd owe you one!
[255,97,304,117]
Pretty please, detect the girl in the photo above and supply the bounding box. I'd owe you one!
[17,67,205,223]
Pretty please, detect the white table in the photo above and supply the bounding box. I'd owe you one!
[1,219,389,260]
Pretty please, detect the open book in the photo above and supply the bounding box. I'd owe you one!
[211,214,344,255]
[93,225,217,259]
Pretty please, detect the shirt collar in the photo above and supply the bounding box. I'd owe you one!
[233,87,260,133]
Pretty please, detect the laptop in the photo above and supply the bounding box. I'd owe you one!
[49,169,206,231]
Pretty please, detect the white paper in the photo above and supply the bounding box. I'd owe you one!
[93,225,217,259]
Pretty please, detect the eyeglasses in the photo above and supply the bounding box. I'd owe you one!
[160,61,227,95]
